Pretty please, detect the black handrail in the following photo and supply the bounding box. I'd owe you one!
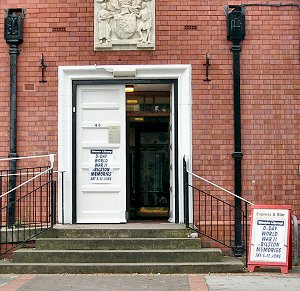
[0,166,55,257]
[183,157,249,260]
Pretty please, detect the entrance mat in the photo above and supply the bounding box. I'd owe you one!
[137,207,169,217]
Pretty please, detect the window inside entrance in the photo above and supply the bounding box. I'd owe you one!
[126,85,171,220]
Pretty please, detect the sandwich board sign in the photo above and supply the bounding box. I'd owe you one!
[248,205,292,273]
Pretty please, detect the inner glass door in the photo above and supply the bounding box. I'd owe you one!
[137,127,170,217]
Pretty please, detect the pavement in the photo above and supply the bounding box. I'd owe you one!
[0,268,300,291]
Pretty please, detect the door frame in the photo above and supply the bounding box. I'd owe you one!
[58,65,192,224]
[72,79,177,224]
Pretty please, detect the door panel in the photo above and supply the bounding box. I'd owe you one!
[76,85,126,223]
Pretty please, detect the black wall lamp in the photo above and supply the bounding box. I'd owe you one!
[203,52,211,82]
[40,53,47,83]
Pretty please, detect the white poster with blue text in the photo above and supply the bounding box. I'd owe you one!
[249,208,289,263]
[89,149,113,184]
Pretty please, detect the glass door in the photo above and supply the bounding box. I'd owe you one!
[135,123,170,218]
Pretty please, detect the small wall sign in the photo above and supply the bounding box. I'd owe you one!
[248,205,292,273]
[89,149,113,183]
[109,126,120,143]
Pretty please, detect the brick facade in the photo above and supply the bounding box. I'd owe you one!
[0,1,299,218]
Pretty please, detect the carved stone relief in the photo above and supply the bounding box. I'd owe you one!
[94,0,155,50]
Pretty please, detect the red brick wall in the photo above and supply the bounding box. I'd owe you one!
[0,1,299,217]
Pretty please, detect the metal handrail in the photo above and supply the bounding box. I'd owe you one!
[0,154,55,162]
[186,183,249,252]
[0,167,53,198]
[187,170,254,206]
[188,184,246,249]
[184,158,299,267]
[183,157,250,258]
[0,155,56,257]
[0,167,56,256]
[0,154,55,199]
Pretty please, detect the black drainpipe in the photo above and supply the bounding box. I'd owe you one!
[226,5,246,256]
[4,8,25,226]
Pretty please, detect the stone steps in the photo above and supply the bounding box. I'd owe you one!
[0,259,244,274]
[40,228,192,238]
[35,237,202,250]
[12,248,222,263]
[0,225,244,274]
[0,259,243,274]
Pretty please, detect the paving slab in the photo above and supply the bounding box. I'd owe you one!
[0,268,299,291]
[2,274,191,291]
[205,273,300,291]
[0,274,18,287]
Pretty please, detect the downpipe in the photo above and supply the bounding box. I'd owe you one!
[8,44,19,226]
[4,9,26,226]
[226,5,246,256]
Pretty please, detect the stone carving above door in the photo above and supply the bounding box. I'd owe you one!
[94,0,155,50]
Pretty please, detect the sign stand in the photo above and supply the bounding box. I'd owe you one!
[248,205,292,274]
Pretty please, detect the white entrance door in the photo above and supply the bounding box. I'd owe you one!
[76,85,126,223]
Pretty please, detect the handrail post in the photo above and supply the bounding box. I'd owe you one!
[183,157,189,228]
[51,170,56,226]
[0,175,2,230]
[245,202,248,267]
[292,215,298,266]
[61,171,65,224]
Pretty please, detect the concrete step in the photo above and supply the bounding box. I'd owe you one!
[13,248,222,264]
[2,225,244,274]
[41,228,192,239]
[0,258,245,274]
[35,237,202,250]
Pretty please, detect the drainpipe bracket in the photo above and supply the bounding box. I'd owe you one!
[232,245,244,257]
[230,44,241,52]
[8,153,18,158]
[232,151,243,159]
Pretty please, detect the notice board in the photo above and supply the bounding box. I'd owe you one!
[248,205,292,273]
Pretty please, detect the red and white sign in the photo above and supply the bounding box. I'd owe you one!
[248,205,292,274]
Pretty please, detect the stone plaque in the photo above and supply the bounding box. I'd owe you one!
[94,0,155,50]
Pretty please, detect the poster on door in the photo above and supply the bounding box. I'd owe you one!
[89,149,113,183]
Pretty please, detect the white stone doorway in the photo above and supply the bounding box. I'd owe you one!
[58,65,192,224]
